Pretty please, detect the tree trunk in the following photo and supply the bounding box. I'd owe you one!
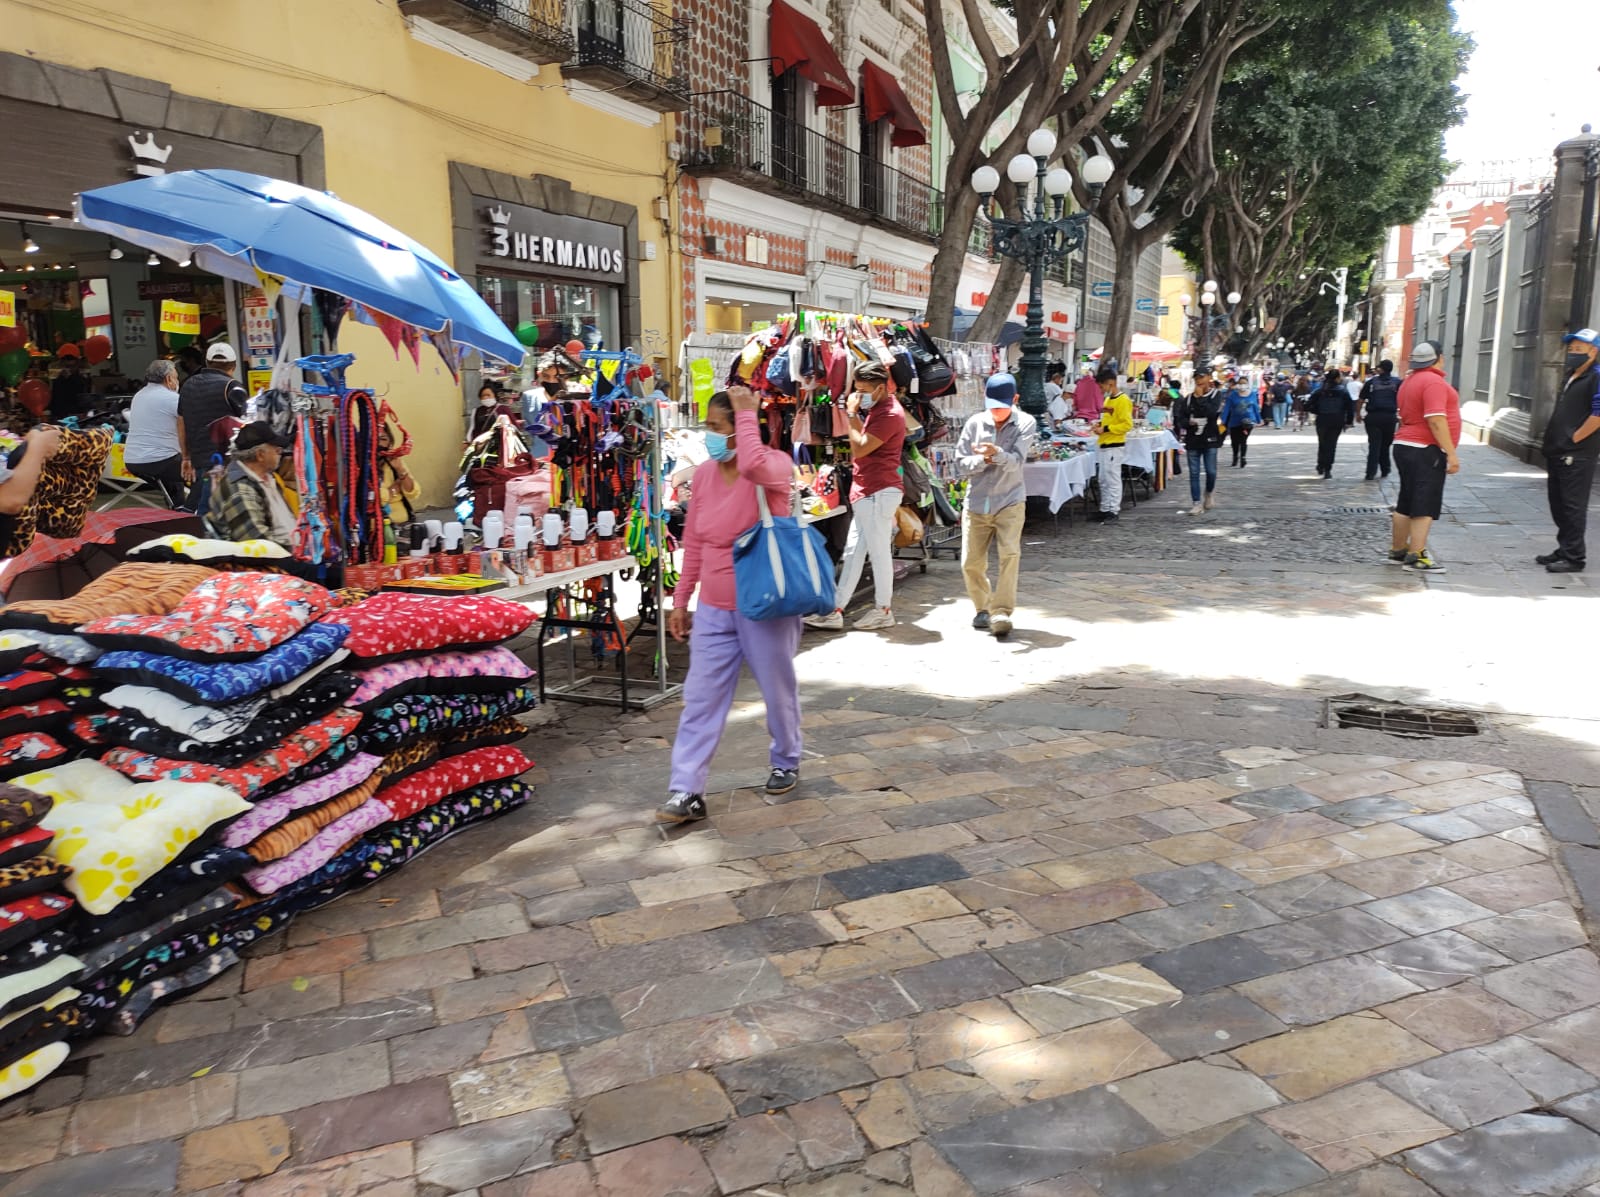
[925,188,981,339]
[969,257,1027,345]
[1101,233,1141,374]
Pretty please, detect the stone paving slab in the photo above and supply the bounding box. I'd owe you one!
[4,430,1600,1195]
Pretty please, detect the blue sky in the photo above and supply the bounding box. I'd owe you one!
[1448,0,1595,167]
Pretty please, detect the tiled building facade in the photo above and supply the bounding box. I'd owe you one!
[673,0,941,340]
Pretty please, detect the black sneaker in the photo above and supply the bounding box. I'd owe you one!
[1536,550,1568,566]
[1547,559,1586,574]
[765,768,799,796]
[972,611,991,631]
[656,791,707,824]
[1100,513,1119,523]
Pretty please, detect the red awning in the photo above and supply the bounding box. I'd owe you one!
[769,0,855,108]
[860,60,927,148]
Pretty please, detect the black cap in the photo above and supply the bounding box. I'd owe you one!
[1192,366,1213,379]
[235,421,292,452]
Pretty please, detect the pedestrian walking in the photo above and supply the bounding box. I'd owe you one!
[1269,373,1292,429]
[1293,372,1312,428]
[1387,340,1460,573]
[1224,375,1261,467]
[806,360,906,631]
[1173,367,1225,514]
[1310,369,1353,477]
[955,374,1038,639]
[1093,367,1132,523]
[1538,327,1600,573]
[658,385,803,825]
[1359,360,1401,479]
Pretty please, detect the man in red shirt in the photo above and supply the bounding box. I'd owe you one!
[806,360,907,631]
[1387,340,1461,573]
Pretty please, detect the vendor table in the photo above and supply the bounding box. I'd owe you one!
[1062,430,1182,492]
[492,555,677,711]
[1024,455,1097,514]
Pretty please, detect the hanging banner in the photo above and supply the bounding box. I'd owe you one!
[690,357,716,421]
[159,300,200,336]
[0,289,15,328]
[253,267,284,309]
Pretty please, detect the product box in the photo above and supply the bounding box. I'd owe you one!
[344,564,382,590]
[575,538,599,566]
[378,563,407,585]
[399,558,432,580]
[597,536,625,561]
[542,545,575,574]
[435,552,470,575]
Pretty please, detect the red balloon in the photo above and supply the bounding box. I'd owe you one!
[16,379,48,417]
[199,315,225,339]
[56,342,80,358]
[564,340,585,359]
[83,334,113,365]
[0,326,24,352]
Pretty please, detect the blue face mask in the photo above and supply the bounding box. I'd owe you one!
[705,431,736,462]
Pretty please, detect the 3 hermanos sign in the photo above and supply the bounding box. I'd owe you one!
[481,200,626,284]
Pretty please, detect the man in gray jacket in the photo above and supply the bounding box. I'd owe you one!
[957,373,1038,639]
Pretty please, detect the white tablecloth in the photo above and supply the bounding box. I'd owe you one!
[1062,430,1182,475]
[1024,455,1097,513]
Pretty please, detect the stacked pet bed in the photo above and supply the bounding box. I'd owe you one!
[0,564,541,1099]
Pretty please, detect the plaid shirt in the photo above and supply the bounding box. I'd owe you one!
[208,459,294,547]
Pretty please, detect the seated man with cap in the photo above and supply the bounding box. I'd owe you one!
[954,374,1037,638]
[208,421,299,548]
[179,341,250,513]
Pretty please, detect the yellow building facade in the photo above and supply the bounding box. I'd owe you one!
[1,0,683,501]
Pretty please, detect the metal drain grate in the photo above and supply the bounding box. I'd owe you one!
[1323,695,1481,738]
[1318,506,1391,516]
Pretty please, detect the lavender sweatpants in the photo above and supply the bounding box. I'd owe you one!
[668,604,804,794]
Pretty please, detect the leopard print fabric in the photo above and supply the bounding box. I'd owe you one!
[0,428,113,557]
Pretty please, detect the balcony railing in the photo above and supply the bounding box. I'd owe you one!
[399,0,573,63]
[680,91,944,241]
[563,0,691,112]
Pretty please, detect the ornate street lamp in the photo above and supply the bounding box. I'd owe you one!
[972,133,1113,419]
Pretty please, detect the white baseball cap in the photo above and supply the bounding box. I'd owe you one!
[206,342,238,363]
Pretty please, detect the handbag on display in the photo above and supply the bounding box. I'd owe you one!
[813,464,842,510]
[831,401,850,439]
[792,402,817,446]
[893,505,925,548]
[792,444,819,491]
[910,328,957,397]
[733,485,837,620]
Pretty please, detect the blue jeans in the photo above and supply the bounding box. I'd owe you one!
[1272,401,1287,428]
[1187,448,1218,502]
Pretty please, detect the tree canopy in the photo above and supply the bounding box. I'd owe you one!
[1169,8,1469,357]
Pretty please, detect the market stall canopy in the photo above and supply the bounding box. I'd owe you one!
[769,0,854,107]
[860,61,926,148]
[1090,333,1184,363]
[74,170,527,365]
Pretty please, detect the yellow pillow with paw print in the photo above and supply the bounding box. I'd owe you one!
[21,770,249,914]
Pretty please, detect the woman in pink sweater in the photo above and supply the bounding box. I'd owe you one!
[658,385,804,825]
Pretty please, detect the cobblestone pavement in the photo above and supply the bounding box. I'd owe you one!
[4,435,1600,1196]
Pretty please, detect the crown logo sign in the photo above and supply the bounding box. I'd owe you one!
[128,131,174,178]
[488,205,511,226]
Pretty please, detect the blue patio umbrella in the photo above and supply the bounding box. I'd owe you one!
[75,169,526,365]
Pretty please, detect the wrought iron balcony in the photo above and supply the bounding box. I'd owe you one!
[398,0,573,64]
[679,91,944,242]
[562,0,691,112]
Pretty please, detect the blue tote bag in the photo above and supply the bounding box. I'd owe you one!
[733,485,837,620]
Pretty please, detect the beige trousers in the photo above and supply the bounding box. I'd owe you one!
[961,502,1025,617]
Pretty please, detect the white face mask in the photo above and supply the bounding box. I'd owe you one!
[479,396,498,408]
